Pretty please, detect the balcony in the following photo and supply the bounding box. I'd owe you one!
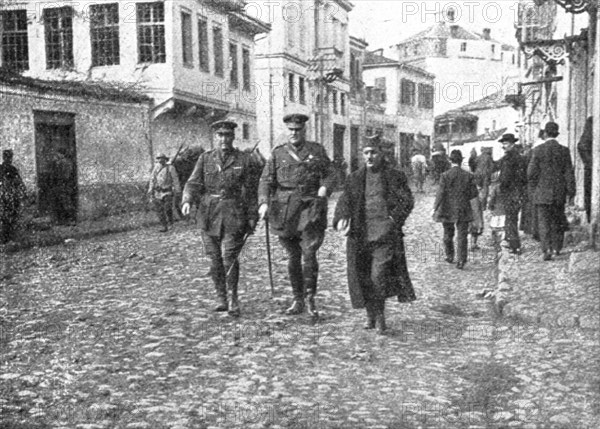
[307,47,345,81]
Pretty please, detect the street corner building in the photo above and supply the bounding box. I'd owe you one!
[0,72,152,222]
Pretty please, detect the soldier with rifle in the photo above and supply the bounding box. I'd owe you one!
[181,120,259,317]
[148,153,181,232]
[258,113,335,317]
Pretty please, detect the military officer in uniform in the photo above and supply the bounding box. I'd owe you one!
[148,153,181,232]
[258,113,335,316]
[182,120,259,317]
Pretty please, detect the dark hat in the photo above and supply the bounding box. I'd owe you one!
[283,113,309,126]
[498,133,519,143]
[3,149,13,156]
[156,153,169,160]
[544,121,560,135]
[211,120,237,134]
[450,149,463,163]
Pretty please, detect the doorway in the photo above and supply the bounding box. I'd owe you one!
[34,111,78,223]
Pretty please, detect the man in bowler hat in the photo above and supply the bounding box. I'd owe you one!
[527,122,575,260]
[182,120,259,316]
[433,150,479,269]
[496,133,528,254]
[258,113,335,316]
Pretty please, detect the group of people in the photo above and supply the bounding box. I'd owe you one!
[165,114,415,334]
[434,121,576,267]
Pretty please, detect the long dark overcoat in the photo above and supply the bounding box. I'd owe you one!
[333,165,416,309]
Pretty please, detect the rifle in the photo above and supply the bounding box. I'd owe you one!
[265,217,274,297]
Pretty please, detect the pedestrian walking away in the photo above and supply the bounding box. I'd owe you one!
[474,146,494,211]
[410,150,427,193]
[432,149,479,269]
[258,113,336,317]
[527,122,576,261]
[148,153,181,232]
[0,149,27,244]
[496,133,528,255]
[334,136,416,334]
[182,120,260,317]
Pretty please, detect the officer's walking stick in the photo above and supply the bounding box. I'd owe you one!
[265,217,275,297]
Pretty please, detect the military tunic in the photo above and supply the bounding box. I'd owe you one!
[258,141,334,236]
[183,148,258,237]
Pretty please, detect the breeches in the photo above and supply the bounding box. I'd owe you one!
[203,231,246,293]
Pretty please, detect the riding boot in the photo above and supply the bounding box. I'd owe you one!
[285,266,305,315]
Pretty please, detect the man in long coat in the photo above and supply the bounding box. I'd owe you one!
[182,120,259,316]
[258,113,335,317]
[433,150,479,269]
[527,122,575,261]
[496,133,528,254]
[0,150,26,244]
[333,136,416,334]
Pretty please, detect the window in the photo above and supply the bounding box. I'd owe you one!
[512,54,515,64]
[137,2,165,63]
[181,11,193,66]
[340,93,346,115]
[460,42,467,52]
[299,76,305,104]
[1,10,29,70]
[198,17,209,72]
[418,83,434,109]
[491,44,495,54]
[229,42,238,88]
[242,47,251,90]
[332,90,338,114]
[288,73,295,102]
[213,26,223,76]
[375,77,387,103]
[243,123,250,140]
[90,4,120,66]
[43,7,74,69]
[400,79,416,105]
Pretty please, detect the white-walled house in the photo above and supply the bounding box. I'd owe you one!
[362,50,435,170]
[0,0,269,220]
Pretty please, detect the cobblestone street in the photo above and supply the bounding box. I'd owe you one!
[1,187,599,429]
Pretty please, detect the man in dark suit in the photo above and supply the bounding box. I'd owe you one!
[258,113,335,316]
[497,133,528,254]
[527,122,576,261]
[433,150,479,269]
[333,136,416,334]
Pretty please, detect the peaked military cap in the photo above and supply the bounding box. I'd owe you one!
[498,133,519,143]
[283,113,309,125]
[361,133,383,149]
[211,120,238,134]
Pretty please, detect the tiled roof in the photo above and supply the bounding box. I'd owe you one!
[399,22,481,43]
[364,51,398,65]
[0,69,152,104]
[458,91,511,112]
